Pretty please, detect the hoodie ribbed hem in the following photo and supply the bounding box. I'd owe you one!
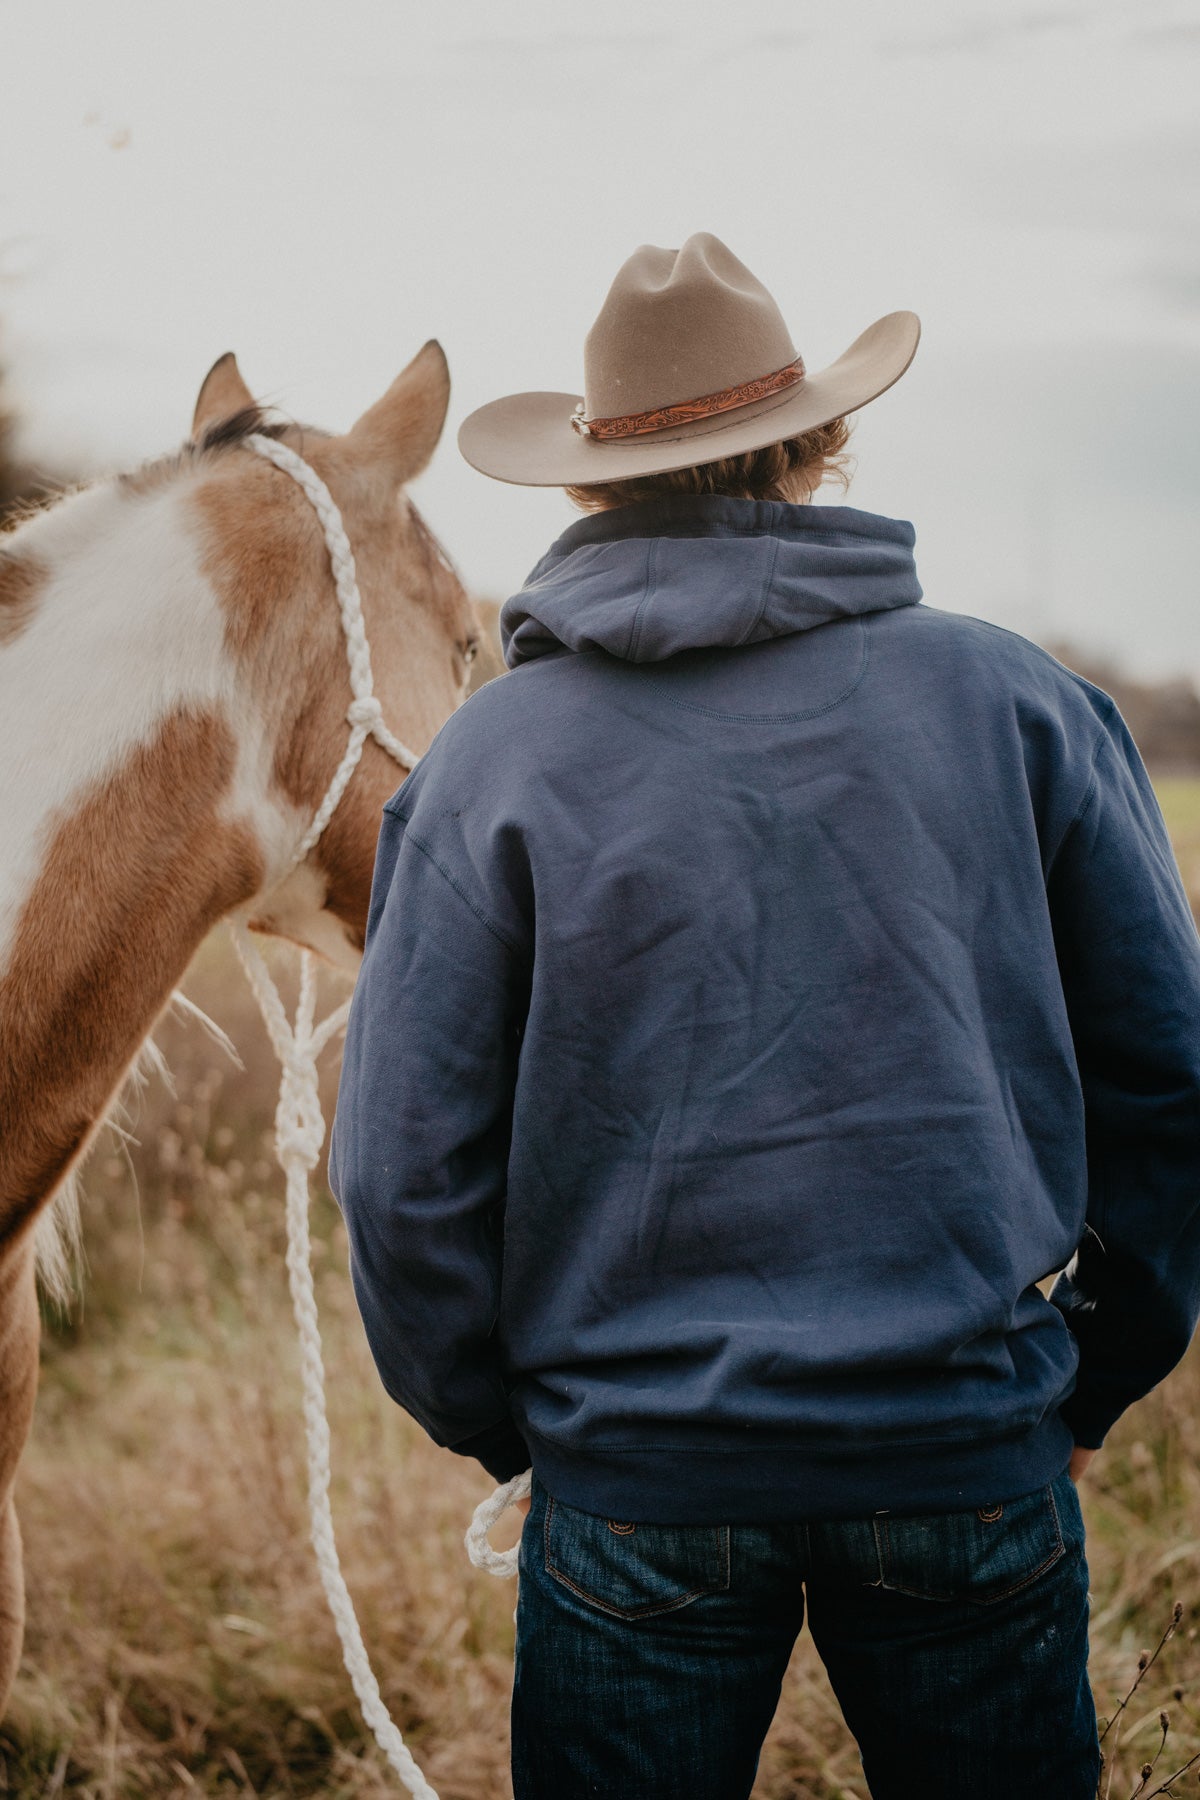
[521,1411,1077,1524]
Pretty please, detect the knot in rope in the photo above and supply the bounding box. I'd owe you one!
[275,1098,324,1173]
[281,1041,312,1080]
[347,695,385,732]
[276,1038,325,1171]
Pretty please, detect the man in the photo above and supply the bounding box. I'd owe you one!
[329,234,1200,1798]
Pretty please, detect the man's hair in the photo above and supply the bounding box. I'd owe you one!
[564,416,855,513]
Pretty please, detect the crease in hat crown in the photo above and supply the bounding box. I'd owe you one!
[580,233,800,424]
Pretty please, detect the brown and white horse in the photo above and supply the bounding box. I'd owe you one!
[0,341,480,1712]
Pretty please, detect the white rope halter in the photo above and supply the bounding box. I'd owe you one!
[231,434,531,1800]
[246,432,423,858]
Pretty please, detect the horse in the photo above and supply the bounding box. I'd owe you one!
[0,339,480,1713]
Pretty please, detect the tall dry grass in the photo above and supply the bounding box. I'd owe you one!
[5,822,1200,1797]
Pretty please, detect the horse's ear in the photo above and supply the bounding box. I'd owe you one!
[192,353,255,437]
[338,340,450,490]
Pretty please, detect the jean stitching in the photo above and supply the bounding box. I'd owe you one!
[974,1482,1067,1607]
[543,1491,554,1588]
[868,1519,886,1587]
[876,1485,1067,1606]
[545,1565,710,1621]
[542,1497,729,1620]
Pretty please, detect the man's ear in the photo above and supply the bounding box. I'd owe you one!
[192,352,255,437]
[334,340,451,492]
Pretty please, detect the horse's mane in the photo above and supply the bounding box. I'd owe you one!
[118,407,299,498]
[2,410,302,537]
[193,405,290,455]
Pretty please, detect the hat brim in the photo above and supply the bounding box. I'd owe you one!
[458,310,920,487]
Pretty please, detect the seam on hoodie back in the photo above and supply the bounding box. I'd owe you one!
[624,539,658,661]
[386,810,527,958]
[1044,704,1116,879]
[737,532,781,647]
[642,616,870,723]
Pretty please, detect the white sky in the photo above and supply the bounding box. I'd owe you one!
[1,0,1198,678]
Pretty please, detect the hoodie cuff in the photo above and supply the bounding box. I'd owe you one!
[1056,1388,1120,1452]
[451,1416,532,1483]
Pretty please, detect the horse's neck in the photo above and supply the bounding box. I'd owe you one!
[0,480,272,1241]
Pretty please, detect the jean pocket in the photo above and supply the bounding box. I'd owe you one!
[543,1496,731,1620]
[873,1478,1066,1606]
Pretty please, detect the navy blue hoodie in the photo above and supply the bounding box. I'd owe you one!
[329,495,1200,1524]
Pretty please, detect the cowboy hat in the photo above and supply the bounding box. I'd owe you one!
[457,232,920,488]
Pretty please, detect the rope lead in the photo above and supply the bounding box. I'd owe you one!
[227,436,530,1798]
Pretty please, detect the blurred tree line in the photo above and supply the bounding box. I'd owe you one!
[1046,640,1200,776]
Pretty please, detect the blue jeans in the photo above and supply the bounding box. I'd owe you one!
[511,1465,1100,1798]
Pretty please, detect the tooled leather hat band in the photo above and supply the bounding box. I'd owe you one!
[571,353,807,440]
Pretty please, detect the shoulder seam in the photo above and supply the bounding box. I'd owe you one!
[927,611,1118,706]
[1046,700,1117,878]
[384,807,527,958]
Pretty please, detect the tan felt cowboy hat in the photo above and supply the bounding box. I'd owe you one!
[458,232,920,488]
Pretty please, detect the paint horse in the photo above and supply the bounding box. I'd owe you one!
[0,342,480,1714]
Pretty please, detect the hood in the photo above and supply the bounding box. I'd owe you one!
[500,494,923,669]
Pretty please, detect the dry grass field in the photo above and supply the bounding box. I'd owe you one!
[6,783,1200,1798]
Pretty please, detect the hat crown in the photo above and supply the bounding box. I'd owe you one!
[583,232,798,422]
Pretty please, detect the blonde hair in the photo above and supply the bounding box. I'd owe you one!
[565,416,855,513]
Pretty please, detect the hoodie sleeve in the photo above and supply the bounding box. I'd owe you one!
[328,800,532,1484]
[1046,700,1200,1449]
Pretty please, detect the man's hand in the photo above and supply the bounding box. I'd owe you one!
[1069,1443,1098,1482]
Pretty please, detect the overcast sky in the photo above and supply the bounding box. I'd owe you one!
[1,0,1197,679]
